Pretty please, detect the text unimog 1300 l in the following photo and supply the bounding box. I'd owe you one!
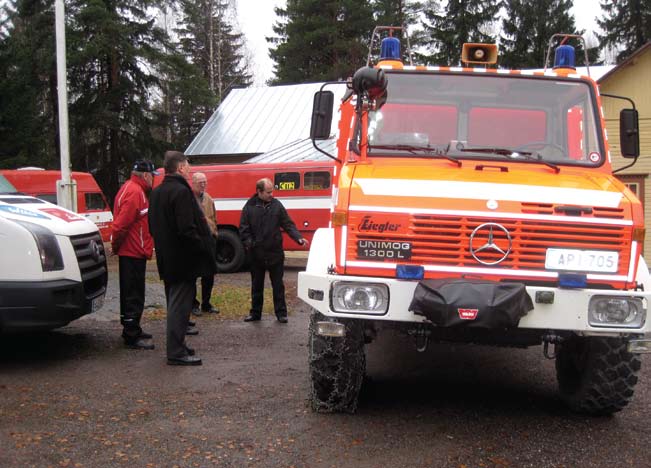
[298,30,650,415]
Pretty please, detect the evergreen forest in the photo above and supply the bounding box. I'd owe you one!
[0,0,649,202]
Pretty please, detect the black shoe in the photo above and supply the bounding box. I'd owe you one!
[192,306,202,316]
[185,346,195,356]
[188,320,196,327]
[243,315,261,322]
[186,326,199,335]
[277,316,288,324]
[124,338,155,350]
[139,331,153,339]
[167,355,202,366]
[202,305,220,314]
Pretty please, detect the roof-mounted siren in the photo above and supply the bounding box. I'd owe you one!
[367,25,413,67]
[380,37,401,60]
[544,33,590,75]
[553,44,576,69]
[461,43,498,66]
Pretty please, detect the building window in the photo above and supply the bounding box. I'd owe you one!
[617,174,646,209]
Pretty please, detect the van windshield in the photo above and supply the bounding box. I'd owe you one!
[367,72,603,166]
[0,175,18,194]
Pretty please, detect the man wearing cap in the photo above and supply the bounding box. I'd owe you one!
[111,159,158,350]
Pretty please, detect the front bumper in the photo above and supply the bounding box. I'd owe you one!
[298,271,651,337]
[0,279,104,332]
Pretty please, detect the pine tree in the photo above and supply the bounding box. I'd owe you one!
[176,0,251,107]
[420,0,499,66]
[65,0,173,202]
[0,0,59,169]
[500,0,579,69]
[269,0,375,84]
[597,0,651,63]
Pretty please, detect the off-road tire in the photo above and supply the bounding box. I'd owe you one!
[555,335,641,415]
[308,310,366,413]
[216,229,245,273]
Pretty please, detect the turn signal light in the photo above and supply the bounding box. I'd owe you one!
[332,211,348,226]
[633,227,645,242]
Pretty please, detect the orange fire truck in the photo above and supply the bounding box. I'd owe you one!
[298,29,649,415]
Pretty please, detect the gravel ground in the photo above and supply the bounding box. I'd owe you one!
[1,255,650,467]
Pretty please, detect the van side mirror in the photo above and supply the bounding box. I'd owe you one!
[310,91,334,140]
[620,108,640,158]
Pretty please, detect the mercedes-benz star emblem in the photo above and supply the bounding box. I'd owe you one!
[469,222,512,265]
[89,240,101,262]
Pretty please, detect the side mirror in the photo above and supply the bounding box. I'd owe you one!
[620,108,640,158]
[310,91,334,140]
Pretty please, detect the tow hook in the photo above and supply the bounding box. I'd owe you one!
[408,327,431,353]
[542,333,564,359]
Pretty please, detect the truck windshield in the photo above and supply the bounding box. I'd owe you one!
[0,175,18,194]
[367,72,603,166]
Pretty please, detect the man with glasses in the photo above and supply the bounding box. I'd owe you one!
[191,172,220,317]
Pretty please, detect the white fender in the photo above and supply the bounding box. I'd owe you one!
[635,256,651,292]
[305,228,336,274]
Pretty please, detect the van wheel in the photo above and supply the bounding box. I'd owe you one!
[309,310,365,413]
[555,336,641,415]
[216,229,245,273]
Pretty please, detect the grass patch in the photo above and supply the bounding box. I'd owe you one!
[143,286,276,321]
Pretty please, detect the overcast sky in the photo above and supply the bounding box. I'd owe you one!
[237,0,603,86]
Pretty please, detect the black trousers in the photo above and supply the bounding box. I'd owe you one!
[164,280,194,359]
[249,253,286,319]
[119,256,146,341]
[192,274,215,310]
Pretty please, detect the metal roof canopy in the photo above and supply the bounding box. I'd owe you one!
[185,82,347,157]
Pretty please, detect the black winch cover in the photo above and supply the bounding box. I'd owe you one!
[409,278,533,328]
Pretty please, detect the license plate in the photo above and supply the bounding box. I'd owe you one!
[91,295,105,313]
[545,248,618,273]
[357,240,412,260]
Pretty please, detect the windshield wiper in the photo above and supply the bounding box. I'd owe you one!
[455,146,560,173]
[369,144,462,167]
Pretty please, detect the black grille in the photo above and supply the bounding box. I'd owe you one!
[70,231,108,298]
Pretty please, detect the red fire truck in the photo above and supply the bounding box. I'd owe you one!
[0,168,114,242]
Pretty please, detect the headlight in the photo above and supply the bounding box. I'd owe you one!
[14,220,64,271]
[331,281,389,314]
[588,296,646,328]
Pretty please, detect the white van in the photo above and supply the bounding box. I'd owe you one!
[0,174,108,332]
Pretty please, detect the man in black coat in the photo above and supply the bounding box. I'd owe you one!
[239,177,308,323]
[149,151,217,365]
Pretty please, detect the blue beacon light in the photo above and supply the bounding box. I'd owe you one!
[380,37,401,60]
[553,44,576,69]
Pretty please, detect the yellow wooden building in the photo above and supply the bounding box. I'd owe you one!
[598,42,651,259]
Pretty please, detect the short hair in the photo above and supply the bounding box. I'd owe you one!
[192,172,207,183]
[163,151,188,174]
[256,178,272,192]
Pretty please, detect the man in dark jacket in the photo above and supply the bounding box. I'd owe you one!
[239,178,308,323]
[112,160,157,350]
[149,151,216,365]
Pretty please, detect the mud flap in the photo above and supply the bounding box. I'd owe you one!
[409,278,533,328]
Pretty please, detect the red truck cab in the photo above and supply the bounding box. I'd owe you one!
[0,168,114,242]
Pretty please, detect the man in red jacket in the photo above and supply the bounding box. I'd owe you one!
[112,160,158,349]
